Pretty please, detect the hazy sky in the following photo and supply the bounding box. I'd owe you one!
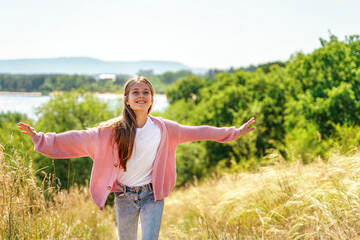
[1,0,359,69]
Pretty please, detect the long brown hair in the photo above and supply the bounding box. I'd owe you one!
[98,75,154,171]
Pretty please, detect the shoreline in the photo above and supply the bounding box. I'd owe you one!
[0,91,42,96]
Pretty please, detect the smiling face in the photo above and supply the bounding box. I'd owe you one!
[125,81,153,113]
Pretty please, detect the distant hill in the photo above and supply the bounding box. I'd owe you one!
[0,57,207,75]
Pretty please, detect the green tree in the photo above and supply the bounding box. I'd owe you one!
[286,34,360,136]
[166,75,207,104]
[38,77,54,93]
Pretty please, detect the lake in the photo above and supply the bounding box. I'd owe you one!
[0,93,169,121]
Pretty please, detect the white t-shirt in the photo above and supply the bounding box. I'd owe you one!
[117,116,161,186]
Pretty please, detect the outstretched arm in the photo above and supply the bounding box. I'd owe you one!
[18,122,97,159]
[177,117,256,144]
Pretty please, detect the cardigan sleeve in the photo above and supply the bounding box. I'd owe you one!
[32,128,99,159]
[177,124,242,144]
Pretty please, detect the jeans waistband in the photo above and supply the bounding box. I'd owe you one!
[114,179,153,193]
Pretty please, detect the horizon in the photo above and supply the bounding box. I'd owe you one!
[0,56,253,70]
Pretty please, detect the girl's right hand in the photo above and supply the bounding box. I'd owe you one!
[18,122,37,138]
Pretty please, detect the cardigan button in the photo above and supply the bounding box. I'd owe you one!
[107,186,111,190]
[114,163,118,167]
[100,206,104,210]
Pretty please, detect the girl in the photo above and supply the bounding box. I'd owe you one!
[18,75,256,240]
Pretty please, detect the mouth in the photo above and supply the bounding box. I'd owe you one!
[136,100,146,104]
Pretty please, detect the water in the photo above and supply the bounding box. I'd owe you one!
[0,93,169,121]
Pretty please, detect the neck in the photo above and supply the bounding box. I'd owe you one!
[134,111,148,128]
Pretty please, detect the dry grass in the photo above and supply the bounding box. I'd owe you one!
[2,141,360,240]
[0,144,116,240]
[160,149,360,239]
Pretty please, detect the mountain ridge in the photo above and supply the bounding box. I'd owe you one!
[0,57,206,75]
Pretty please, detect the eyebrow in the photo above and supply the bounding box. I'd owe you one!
[131,88,150,91]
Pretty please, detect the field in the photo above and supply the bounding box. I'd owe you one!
[160,149,360,239]
[1,145,360,239]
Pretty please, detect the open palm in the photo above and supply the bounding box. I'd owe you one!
[18,122,37,138]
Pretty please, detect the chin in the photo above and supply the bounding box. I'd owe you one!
[132,106,151,112]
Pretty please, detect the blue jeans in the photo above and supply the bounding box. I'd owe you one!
[114,182,164,240]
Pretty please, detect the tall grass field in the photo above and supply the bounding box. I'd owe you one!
[1,143,360,239]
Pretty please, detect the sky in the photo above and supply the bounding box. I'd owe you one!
[1,0,359,69]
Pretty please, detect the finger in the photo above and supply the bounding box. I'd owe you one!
[18,123,33,131]
[243,127,256,134]
[246,117,255,124]
[18,123,29,129]
[248,120,255,125]
[246,120,255,127]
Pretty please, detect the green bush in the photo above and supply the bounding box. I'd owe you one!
[326,124,360,155]
[175,142,208,186]
[284,122,324,163]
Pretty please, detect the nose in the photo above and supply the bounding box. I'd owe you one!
[138,92,147,98]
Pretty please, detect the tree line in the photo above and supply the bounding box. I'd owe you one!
[0,70,193,94]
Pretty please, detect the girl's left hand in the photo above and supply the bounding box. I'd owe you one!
[239,117,256,136]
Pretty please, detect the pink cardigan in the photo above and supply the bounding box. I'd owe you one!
[32,116,242,211]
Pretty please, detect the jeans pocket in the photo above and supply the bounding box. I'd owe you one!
[140,189,154,200]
